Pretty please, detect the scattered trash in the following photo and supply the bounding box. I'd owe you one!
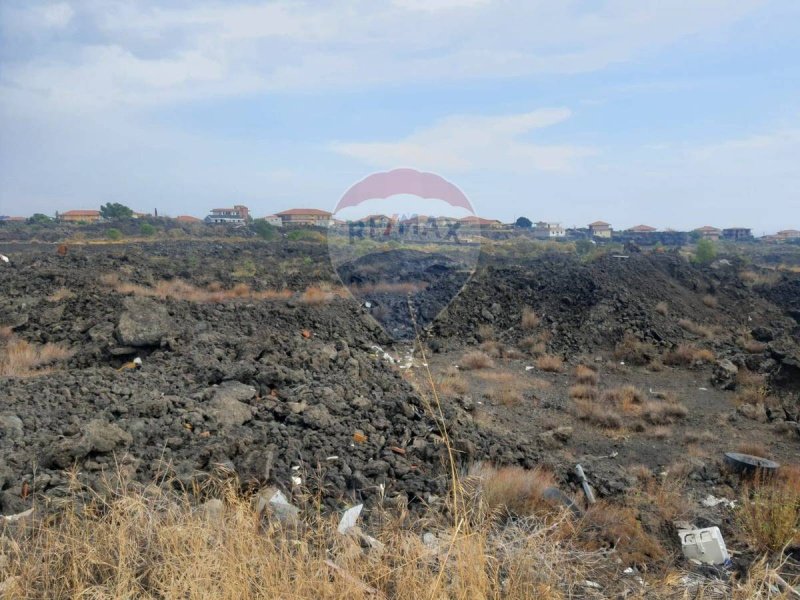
[723,452,779,476]
[338,504,364,534]
[0,507,33,524]
[301,329,312,339]
[542,487,583,518]
[525,366,535,371]
[353,431,367,444]
[679,527,730,565]
[0,254,9,264]
[575,464,596,505]
[117,357,143,371]
[698,387,708,391]
[701,494,736,509]
[258,489,300,523]
[583,580,602,589]
[364,301,372,308]
[326,455,339,461]
[370,345,396,364]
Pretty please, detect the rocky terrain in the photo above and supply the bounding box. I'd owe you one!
[1,237,799,588]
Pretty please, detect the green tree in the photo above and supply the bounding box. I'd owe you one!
[28,213,53,224]
[100,203,134,220]
[139,223,156,237]
[515,216,533,229]
[694,238,717,264]
[575,238,594,256]
[252,220,277,240]
[106,228,123,241]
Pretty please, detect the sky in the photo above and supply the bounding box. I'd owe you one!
[0,1,798,234]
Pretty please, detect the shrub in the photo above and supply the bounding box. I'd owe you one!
[476,324,495,342]
[473,464,558,517]
[737,470,800,553]
[569,384,597,401]
[573,400,622,428]
[663,344,714,366]
[574,365,598,385]
[613,334,655,365]
[602,385,645,414]
[702,294,718,308]
[0,334,73,377]
[299,286,331,305]
[106,228,123,241]
[677,319,715,339]
[693,238,716,264]
[139,223,156,237]
[461,351,494,370]
[521,307,540,330]
[535,354,563,373]
[654,301,669,316]
[738,336,767,354]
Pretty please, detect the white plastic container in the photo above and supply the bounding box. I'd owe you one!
[679,527,730,565]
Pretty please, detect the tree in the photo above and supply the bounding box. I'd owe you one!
[28,213,53,224]
[106,228,123,241]
[575,238,594,256]
[515,216,533,229]
[139,223,156,236]
[252,220,277,240]
[100,203,133,220]
[694,238,717,264]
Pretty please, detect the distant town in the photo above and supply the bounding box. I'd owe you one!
[0,204,798,245]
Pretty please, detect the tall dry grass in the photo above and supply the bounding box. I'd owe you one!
[0,333,73,377]
[100,273,296,303]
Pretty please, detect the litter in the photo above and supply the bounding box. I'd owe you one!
[698,387,708,391]
[0,254,9,263]
[679,527,730,565]
[291,475,302,486]
[326,455,339,461]
[701,494,735,509]
[0,507,33,523]
[525,366,535,371]
[338,504,364,534]
[575,464,596,504]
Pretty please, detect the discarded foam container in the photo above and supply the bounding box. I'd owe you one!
[679,527,730,565]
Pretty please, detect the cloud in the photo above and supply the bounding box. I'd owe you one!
[332,108,595,172]
[0,0,766,113]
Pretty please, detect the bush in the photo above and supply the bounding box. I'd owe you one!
[693,239,716,264]
[737,469,800,553]
[613,334,655,365]
[574,365,598,385]
[139,223,156,237]
[252,220,277,240]
[520,307,540,330]
[461,351,495,370]
[106,228,123,241]
[535,354,563,373]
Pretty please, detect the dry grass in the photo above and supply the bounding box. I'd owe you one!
[569,384,597,401]
[737,468,800,553]
[520,307,540,330]
[299,285,335,305]
[702,294,718,308]
[574,364,598,385]
[460,351,495,370]
[0,475,603,599]
[736,441,770,458]
[737,368,766,388]
[654,301,669,316]
[535,354,563,373]
[573,400,622,429]
[738,335,768,354]
[471,464,558,518]
[436,370,468,397]
[0,333,73,378]
[354,281,427,295]
[581,502,667,567]
[47,287,75,302]
[613,334,655,365]
[100,273,294,303]
[602,385,645,414]
[662,344,715,366]
[734,385,769,406]
[476,324,495,342]
[677,318,715,339]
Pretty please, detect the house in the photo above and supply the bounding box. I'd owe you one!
[0,216,26,222]
[263,215,283,227]
[205,205,250,224]
[627,224,657,233]
[174,215,202,224]
[275,208,333,227]
[776,229,800,241]
[59,210,102,223]
[588,221,612,238]
[358,214,394,228]
[722,228,753,241]
[694,226,722,241]
[533,222,565,238]
[458,216,503,229]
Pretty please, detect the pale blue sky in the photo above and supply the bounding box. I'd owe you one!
[1,1,798,234]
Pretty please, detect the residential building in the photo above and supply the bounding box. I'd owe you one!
[59,210,102,223]
[459,216,503,228]
[533,221,565,238]
[263,215,283,227]
[776,229,800,241]
[0,216,26,222]
[275,208,333,227]
[205,205,250,224]
[627,224,657,233]
[588,221,612,238]
[722,228,753,241]
[694,225,722,241]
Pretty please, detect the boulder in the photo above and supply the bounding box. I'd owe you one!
[117,296,172,347]
[207,382,255,428]
[711,359,738,390]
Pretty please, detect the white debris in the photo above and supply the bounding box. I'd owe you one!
[0,507,33,523]
[525,366,535,371]
[698,387,708,391]
[0,254,9,263]
[291,475,302,486]
[701,494,736,509]
[679,527,730,565]
[370,345,396,364]
[133,357,143,367]
[338,504,364,534]
[326,455,339,461]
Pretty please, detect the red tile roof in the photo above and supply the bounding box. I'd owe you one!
[628,224,657,232]
[589,221,611,227]
[276,208,332,217]
[695,225,721,232]
[61,210,100,216]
